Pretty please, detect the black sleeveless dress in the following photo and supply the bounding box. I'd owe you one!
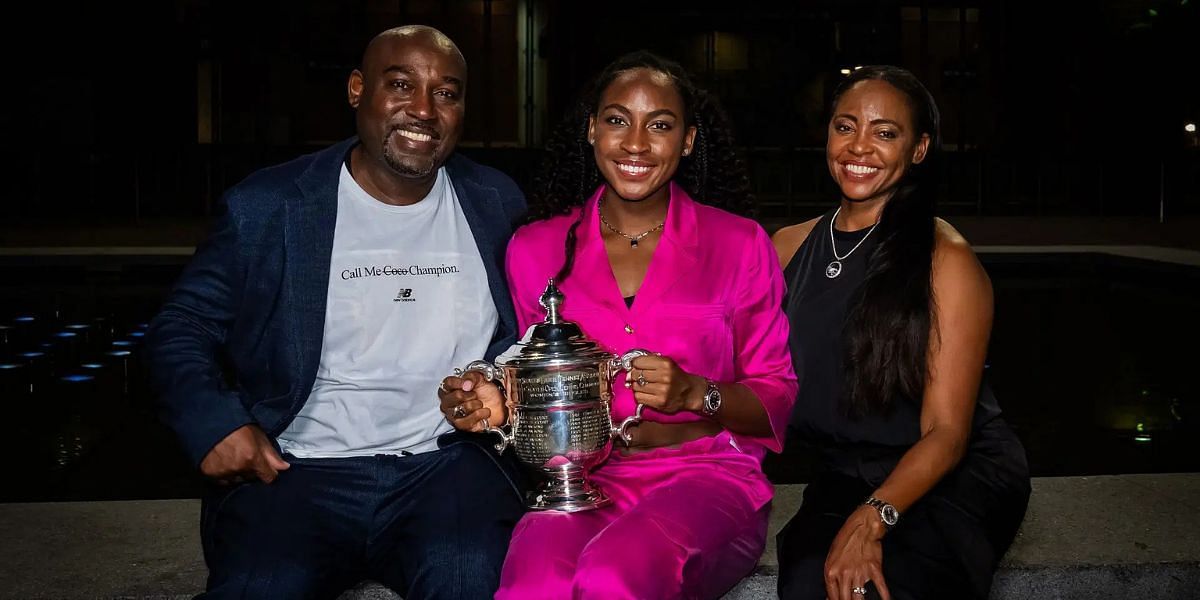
[775,211,1031,600]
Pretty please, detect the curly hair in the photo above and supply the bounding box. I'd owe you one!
[525,51,753,282]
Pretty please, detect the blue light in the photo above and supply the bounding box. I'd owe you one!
[81,363,104,369]
[55,332,78,338]
[18,352,45,359]
[14,316,35,323]
[106,350,132,357]
[128,331,146,338]
[61,374,95,383]
[0,364,20,370]
[112,341,134,347]
[65,324,90,330]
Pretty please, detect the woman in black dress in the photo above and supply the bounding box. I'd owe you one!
[771,66,1030,600]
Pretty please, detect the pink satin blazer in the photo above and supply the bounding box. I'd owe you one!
[504,183,797,457]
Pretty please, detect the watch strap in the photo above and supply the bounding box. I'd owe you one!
[864,496,900,528]
[701,378,721,417]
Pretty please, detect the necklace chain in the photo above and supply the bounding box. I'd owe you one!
[825,206,880,279]
[598,198,665,248]
[829,206,879,260]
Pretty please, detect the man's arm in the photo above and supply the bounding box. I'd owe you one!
[145,194,288,482]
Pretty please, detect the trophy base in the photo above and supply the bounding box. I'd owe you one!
[529,466,611,512]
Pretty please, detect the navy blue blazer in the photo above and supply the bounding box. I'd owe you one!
[147,138,526,468]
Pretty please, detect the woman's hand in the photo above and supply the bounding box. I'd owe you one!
[438,371,507,432]
[824,505,892,600]
[628,354,706,414]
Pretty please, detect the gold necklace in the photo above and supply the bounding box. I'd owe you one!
[597,199,665,248]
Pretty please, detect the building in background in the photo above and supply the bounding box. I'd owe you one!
[0,0,1195,225]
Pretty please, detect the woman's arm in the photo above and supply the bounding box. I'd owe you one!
[633,224,798,449]
[868,222,991,515]
[823,222,991,600]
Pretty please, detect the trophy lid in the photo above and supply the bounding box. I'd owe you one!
[494,279,614,368]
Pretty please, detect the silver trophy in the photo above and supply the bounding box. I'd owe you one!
[455,279,649,512]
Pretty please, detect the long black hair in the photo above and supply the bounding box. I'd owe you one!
[526,51,753,283]
[836,65,942,417]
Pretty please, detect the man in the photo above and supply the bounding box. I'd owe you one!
[147,26,526,599]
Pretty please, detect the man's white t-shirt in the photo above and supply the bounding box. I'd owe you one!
[277,164,499,457]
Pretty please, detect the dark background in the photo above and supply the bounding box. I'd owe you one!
[0,1,1197,501]
[0,0,1197,226]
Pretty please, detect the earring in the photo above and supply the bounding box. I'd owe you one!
[682,148,691,156]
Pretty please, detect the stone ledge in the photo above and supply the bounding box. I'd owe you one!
[0,474,1196,599]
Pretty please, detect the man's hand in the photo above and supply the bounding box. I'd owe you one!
[439,371,506,432]
[200,425,291,485]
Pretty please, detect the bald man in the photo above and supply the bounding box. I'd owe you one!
[147,26,527,599]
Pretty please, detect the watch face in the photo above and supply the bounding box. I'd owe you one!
[705,391,720,411]
[703,382,721,415]
[881,505,900,526]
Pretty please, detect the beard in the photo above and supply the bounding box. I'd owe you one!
[381,134,438,178]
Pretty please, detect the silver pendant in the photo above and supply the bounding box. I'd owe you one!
[630,239,638,248]
[825,260,842,279]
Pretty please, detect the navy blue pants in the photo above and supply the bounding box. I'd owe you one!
[199,438,525,600]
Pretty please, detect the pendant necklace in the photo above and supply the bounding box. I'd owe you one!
[598,198,665,248]
[826,206,880,279]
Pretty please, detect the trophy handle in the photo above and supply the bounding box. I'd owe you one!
[455,360,513,453]
[609,348,652,445]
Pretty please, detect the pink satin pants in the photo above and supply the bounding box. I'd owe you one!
[495,433,772,600]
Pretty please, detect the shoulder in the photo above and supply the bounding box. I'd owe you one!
[692,202,768,242]
[690,204,783,283]
[932,218,978,269]
[446,154,524,202]
[445,153,527,224]
[932,218,992,300]
[223,141,346,213]
[506,212,580,294]
[771,216,822,267]
[510,211,580,253]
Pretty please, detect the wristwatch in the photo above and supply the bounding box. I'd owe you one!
[864,496,900,529]
[701,379,722,417]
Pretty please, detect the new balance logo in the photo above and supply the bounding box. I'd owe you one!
[393,289,415,303]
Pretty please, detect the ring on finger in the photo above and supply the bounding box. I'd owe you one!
[636,372,648,387]
[852,586,868,596]
[439,380,450,393]
[452,404,468,419]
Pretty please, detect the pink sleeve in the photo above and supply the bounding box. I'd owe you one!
[505,227,546,333]
[729,225,798,453]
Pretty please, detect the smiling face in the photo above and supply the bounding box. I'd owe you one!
[827,79,930,205]
[587,68,696,205]
[348,30,466,181]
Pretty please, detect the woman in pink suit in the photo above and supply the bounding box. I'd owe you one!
[439,51,797,599]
